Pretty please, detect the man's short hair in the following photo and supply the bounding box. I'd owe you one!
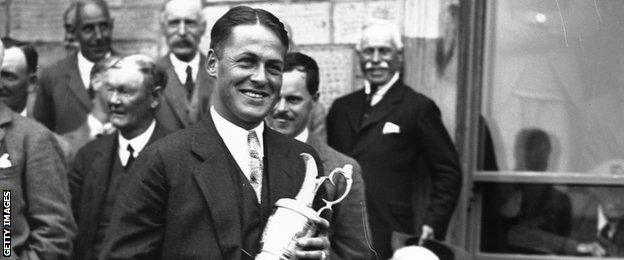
[64,2,78,32]
[99,55,168,92]
[356,19,404,51]
[284,52,319,96]
[75,0,111,25]
[0,37,38,74]
[210,6,289,57]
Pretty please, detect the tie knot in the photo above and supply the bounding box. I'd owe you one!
[127,144,135,155]
[185,65,192,74]
[248,130,261,158]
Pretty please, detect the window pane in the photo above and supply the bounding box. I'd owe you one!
[480,183,624,257]
[482,0,624,173]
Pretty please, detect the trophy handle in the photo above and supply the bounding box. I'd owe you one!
[316,164,354,215]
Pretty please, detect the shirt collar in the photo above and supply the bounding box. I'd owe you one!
[210,106,264,156]
[294,128,309,143]
[364,72,400,96]
[169,52,201,83]
[117,120,156,158]
[77,51,111,89]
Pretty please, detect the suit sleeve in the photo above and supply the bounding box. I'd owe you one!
[330,160,372,259]
[33,68,56,131]
[99,146,167,260]
[22,128,76,260]
[69,145,90,223]
[415,101,462,239]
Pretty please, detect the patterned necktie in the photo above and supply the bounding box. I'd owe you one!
[184,65,194,100]
[125,144,135,170]
[248,130,262,203]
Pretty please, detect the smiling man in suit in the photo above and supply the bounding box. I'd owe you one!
[156,0,214,131]
[266,52,371,259]
[326,20,462,258]
[0,36,76,260]
[33,0,114,149]
[100,6,330,259]
[69,54,170,260]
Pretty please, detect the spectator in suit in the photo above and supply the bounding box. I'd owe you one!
[156,0,214,131]
[63,2,80,51]
[326,20,462,258]
[266,52,372,259]
[33,0,115,150]
[100,6,330,259]
[0,36,77,260]
[69,54,170,260]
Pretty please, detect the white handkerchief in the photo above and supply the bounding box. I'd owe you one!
[0,153,12,169]
[382,122,400,134]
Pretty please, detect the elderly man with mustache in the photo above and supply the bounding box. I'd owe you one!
[326,20,462,258]
[155,0,215,131]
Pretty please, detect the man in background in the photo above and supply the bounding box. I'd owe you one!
[70,55,170,260]
[33,0,115,150]
[0,36,76,260]
[156,0,214,131]
[326,20,462,258]
[266,52,371,259]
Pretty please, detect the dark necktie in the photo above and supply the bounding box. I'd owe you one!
[248,130,262,203]
[361,85,379,126]
[185,65,194,100]
[125,144,135,170]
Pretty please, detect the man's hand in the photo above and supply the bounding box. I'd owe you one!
[418,225,435,246]
[576,242,606,257]
[294,218,331,260]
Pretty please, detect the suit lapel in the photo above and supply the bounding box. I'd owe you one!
[264,128,302,207]
[162,56,191,127]
[66,57,93,110]
[82,134,117,232]
[190,116,241,258]
[0,106,12,143]
[360,82,404,130]
[344,90,368,133]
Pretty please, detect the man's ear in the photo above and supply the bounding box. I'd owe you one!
[150,85,164,109]
[206,49,218,77]
[27,73,38,93]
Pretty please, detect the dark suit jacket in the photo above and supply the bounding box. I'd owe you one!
[326,82,462,258]
[307,134,371,259]
[0,104,76,259]
[155,54,214,131]
[69,122,170,260]
[99,114,323,259]
[33,54,92,135]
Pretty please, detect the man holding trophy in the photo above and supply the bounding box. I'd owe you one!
[100,6,331,260]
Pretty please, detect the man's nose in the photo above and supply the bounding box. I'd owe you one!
[108,91,122,104]
[275,98,287,111]
[250,64,268,86]
[372,49,381,63]
[94,26,103,41]
[178,21,187,36]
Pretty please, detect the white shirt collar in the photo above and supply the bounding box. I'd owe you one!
[169,52,200,84]
[117,120,156,166]
[210,106,264,179]
[294,128,309,143]
[20,108,27,117]
[364,72,400,106]
[77,51,111,90]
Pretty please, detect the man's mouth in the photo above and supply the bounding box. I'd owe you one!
[240,89,269,99]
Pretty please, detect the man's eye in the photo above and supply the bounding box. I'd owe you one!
[82,25,95,33]
[362,48,374,55]
[167,20,181,27]
[286,97,302,104]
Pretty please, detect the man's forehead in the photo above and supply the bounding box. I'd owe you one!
[282,70,308,94]
[164,0,202,20]
[78,3,109,24]
[225,24,286,58]
[105,66,144,85]
[360,25,398,47]
[1,48,27,70]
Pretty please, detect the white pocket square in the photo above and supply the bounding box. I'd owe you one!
[0,153,12,169]
[382,122,400,134]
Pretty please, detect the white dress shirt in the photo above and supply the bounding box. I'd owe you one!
[117,120,156,166]
[210,106,264,181]
[294,128,309,143]
[364,72,400,106]
[77,52,95,89]
[169,53,200,84]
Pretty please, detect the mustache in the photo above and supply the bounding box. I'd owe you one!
[272,111,294,121]
[365,61,389,70]
[171,37,196,48]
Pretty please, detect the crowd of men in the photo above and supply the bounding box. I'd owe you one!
[0,0,463,259]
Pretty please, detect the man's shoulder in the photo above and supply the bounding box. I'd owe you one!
[41,54,76,75]
[78,132,116,155]
[7,113,55,137]
[309,136,358,166]
[266,127,315,153]
[333,89,364,105]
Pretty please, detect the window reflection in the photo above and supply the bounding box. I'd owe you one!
[481,184,624,257]
[483,0,624,172]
